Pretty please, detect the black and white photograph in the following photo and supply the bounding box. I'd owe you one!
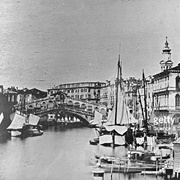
[0,0,180,179]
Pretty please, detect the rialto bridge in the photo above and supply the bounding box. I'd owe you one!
[14,93,107,125]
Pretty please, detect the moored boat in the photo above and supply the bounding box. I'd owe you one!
[97,56,136,147]
[7,111,43,137]
[89,137,99,145]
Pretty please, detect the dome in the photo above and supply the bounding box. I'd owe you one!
[166,60,173,64]
[160,60,165,64]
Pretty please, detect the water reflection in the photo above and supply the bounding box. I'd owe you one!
[0,127,164,180]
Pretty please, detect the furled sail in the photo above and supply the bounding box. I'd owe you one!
[28,114,40,126]
[7,112,26,130]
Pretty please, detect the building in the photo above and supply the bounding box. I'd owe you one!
[3,86,18,105]
[100,77,142,116]
[143,37,180,133]
[47,81,106,103]
[124,77,142,111]
[100,80,114,108]
[0,86,13,131]
[16,88,47,109]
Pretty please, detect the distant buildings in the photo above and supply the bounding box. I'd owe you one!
[17,88,47,105]
[2,87,47,111]
[47,81,106,103]
[2,37,180,135]
[3,87,18,106]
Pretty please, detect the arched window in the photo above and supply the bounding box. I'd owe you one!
[74,102,80,109]
[81,104,86,109]
[175,94,180,107]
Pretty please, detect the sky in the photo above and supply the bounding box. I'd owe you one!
[0,0,180,91]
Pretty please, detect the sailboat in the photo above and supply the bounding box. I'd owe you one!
[98,55,134,147]
[88,110,103,128]
[25,113,43,137]
[7,111,43,137]
[89,111,104,145]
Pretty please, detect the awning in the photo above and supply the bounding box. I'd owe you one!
[104,125,127,135]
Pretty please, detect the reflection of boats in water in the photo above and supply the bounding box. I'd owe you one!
[7,111,43,137]
[27,128,43,137]
[96,149,164,173]
[98,163,160,173]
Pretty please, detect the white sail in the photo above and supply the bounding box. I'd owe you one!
[89,111,103,125]
[0,112,4,124]
[28,114,40,126]
[7,113,26,130]
[107,110,112,119]
[105,90,130,126]
[129,113,138,124]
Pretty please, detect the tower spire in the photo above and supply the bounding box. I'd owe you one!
[164,36,169,49]
[160,37,173,71]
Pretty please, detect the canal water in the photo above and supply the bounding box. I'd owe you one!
[0,126,164,180]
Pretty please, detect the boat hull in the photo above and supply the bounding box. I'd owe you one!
[11,130,21,137]
[89,138,99,145]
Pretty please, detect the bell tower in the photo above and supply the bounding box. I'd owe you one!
[160,37,173,71]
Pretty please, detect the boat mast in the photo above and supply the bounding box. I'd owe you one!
[115,54,121,125]
[142,69,148,134]
[138,89,145,121]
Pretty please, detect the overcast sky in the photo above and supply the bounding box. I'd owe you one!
[0,0,180,91]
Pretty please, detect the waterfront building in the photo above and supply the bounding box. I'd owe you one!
[0,85,3,94]
[139,37,180,134]
[152,38,180,133]
[100,77,142,117]
[124,77,142,114]
[47,81,106,104]
[99,80,115,108]
[0,87,13,131]
[16,88,47,111]
[4,86,18,106]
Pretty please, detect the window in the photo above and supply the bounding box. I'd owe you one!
[175,94,180,107]
[176,76,180,90]
[12,95,14,102]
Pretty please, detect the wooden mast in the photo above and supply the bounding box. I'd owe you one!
[115,55,120,125]
[142,69,148,134]
[112,54,121,147]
